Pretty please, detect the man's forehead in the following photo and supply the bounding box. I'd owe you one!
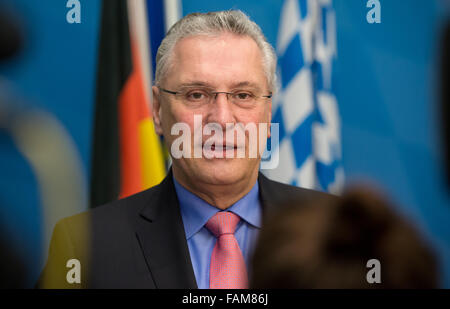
[175,32,258,48]
[166,33,266,87]
[172,33,261,62]
[177,80,264,91]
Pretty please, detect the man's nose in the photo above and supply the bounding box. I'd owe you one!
[206,92,236,127]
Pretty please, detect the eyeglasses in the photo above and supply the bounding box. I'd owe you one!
[158,87,272,107]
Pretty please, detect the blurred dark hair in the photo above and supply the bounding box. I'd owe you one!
[251,188,438,288]
[0,225,26,288]
[0,6,23,61]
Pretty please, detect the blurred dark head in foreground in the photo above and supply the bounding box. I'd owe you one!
[0,7,23,62]
[0,226,26,289]
[251,188,438,289]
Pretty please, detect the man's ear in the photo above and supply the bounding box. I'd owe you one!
[152,86,163,135]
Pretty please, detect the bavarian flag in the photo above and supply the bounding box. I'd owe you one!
[90,0,166,208]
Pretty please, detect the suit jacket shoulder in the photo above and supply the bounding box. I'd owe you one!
[258,172,336,217]
[37,173,196,289]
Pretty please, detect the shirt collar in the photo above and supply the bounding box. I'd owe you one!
[173,175,262,240]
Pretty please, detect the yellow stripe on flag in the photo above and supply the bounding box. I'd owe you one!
[139,118,166,189]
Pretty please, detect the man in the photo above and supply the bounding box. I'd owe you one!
[38,10,331,289]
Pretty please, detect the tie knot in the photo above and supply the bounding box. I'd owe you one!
[205,211,240,237]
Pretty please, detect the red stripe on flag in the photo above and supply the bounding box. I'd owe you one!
[118,40,149,198]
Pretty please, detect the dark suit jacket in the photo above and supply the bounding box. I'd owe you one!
[37,171,332,289]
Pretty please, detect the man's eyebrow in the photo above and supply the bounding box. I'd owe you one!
[178,81,214,88]
[229,81,261,90]
[177,81,263,90]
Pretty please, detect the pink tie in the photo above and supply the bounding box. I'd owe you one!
[205,211,248,289]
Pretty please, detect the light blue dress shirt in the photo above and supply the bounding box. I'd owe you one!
[173,176,262,289]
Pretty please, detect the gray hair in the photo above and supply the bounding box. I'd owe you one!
[154,10,277,92]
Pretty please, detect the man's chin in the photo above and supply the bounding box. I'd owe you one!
[198,173,242,186]
[173,157,259,186]
[193,158,255,185]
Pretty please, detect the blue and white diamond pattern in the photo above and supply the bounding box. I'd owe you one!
[263,0,344,193]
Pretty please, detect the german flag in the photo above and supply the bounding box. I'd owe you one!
[90,0,166,208]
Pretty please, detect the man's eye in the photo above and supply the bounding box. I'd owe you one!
[235,92,253,100]
[186,91,207,101]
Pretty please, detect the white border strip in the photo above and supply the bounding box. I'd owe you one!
[163,0,182,32]
[127,0,152,107]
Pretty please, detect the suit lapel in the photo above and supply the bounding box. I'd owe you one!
[135,171,197,289]
[258,172,279,216]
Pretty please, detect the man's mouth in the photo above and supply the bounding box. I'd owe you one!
[209,144,238,151]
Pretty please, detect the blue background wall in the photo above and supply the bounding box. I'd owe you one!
[0,0,449,287]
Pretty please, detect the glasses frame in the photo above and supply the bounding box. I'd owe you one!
[158,87,273,103]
